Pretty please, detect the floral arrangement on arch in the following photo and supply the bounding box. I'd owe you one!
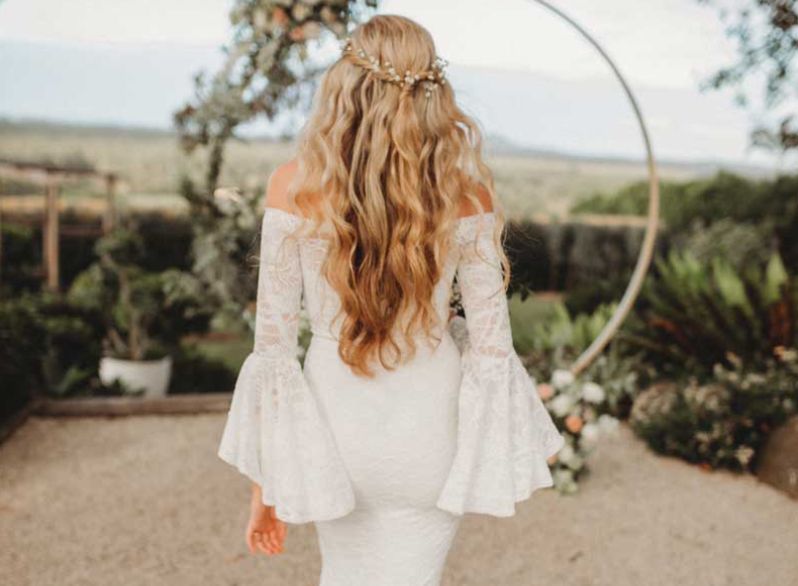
[537,368,620,494]
[175,0,380,194]
[173,0,379,332]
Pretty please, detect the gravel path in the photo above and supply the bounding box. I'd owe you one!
[1,415,796,586]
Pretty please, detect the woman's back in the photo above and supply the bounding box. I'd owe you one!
[262,159,490,349]
[218,172,564,585]
[216,14,564,586]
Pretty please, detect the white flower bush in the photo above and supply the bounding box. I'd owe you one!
[581,381,606,404]
[549,392,576,418]
[536,370,621,494]
[551,368,575,389]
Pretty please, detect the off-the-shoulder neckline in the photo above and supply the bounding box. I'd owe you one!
[263,206,496,227]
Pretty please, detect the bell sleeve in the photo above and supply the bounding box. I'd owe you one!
[217,207,356,524]
[437,213,566,517]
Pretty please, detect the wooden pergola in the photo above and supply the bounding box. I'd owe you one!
[0,159,120,292]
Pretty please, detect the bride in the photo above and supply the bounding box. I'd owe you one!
[217,13,565,586]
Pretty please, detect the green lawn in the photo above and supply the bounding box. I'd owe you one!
[509,293,560,354]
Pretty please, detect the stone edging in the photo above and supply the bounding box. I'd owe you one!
[34,393,232,417]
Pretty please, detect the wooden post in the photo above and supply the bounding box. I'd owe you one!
[0,160,121,292]
[0,197,3,291]
[44,178,60,292]
[103,173,117,233]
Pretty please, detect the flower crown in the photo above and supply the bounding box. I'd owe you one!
[340,37,448,99]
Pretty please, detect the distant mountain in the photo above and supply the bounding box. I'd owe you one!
[0,116,177,139]
[1,36,791,172]
[480,130,774,178]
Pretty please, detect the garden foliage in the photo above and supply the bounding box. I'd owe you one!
[68,224,213,361]
[631,350,798,471]
[630,250,795,375]
[572,172,798,271]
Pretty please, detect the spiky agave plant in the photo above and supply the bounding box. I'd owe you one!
[628,250,795,375]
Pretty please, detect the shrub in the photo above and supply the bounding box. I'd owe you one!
[676,219,775,271]
[628,250,796,376]
[572,178,688,219]
[0,211,194,294]
[36,294,105,396]
[169,343,236,394]
[563,272,631,316]
[571,171,798,272]
[68,225,213,360]
[528,302,616,360]
[505,218,658,298]
[0,223,41,295]
[0,295,46,422]
[0,291,111,412]
[630,350,798,472]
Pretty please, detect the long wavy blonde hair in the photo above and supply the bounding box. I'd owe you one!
[283,14,509,377]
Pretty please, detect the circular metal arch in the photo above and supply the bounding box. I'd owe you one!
[524,0,661,375]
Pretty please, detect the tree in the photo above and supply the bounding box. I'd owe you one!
[175,0,378,195]
[172,0,378,328]
[698,0,798,151]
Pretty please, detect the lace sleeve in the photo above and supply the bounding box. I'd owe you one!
[252,208,303,357]
[454,214,515,359]
[217,208,355,524]
[437,212,566,517]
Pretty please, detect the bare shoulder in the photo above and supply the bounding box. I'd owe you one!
[457,179,494,218]
[265,159,299,211]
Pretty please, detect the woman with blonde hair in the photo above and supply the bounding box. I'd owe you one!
[217,13,564,585]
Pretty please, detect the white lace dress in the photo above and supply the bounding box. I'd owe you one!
[217,207,565,586]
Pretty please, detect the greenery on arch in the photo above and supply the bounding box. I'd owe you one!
[172,0,378,328]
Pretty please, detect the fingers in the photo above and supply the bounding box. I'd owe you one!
[245,504,288,556]
[267,522,286,553]
[264,532,280,553]
[248,529,274,556]
[246,523,286,556]
[263,528,285,555]
[254,531,272,555]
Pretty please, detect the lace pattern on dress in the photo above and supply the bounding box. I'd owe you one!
[217,208,356,524]
[218,208,565,522]
[436,213,566,517]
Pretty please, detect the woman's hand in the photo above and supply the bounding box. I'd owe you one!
[246,483,286,556]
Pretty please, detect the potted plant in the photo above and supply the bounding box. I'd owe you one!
[68,223,212,397]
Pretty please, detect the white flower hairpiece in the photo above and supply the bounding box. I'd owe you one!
[340,37,448,99]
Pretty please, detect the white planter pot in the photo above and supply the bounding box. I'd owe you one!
[99,355,173,397]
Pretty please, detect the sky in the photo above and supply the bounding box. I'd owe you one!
[0,0,735,87]
[0,0,793,168]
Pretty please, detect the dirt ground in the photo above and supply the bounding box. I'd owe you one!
[1,414,796,586]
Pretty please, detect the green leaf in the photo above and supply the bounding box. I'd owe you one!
[763,252,788,304]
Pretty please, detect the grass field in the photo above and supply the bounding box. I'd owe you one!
[508,293,561,353]
[0,120,728,219]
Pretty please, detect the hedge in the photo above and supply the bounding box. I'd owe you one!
[2,210,656,299]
